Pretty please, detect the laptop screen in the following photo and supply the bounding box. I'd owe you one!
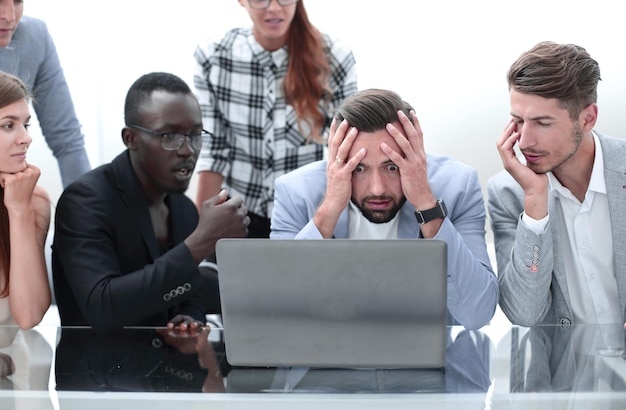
[216,239,448,368]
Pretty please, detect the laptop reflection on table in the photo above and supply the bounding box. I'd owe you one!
[225,329,492,394]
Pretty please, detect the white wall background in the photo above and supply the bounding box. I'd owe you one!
[24,0,626,241]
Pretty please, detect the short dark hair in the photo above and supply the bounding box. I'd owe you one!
[124,72,192,126]
[507,41,601,120]
[334,89,414,132]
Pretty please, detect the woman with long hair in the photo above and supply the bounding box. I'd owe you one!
[193,0,358,238]
[0,71,51,329]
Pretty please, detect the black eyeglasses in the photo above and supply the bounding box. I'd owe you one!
[129,125,211,152]
[248,0,298,9]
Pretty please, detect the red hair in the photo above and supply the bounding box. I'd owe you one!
[283,1,332,142]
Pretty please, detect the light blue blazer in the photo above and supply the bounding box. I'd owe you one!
[271,154,499,330]
[0,16,90,187]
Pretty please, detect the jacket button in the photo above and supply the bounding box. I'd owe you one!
[559,318,571,329]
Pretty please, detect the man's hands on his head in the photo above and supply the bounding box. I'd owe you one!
[185,189,250,263]
[381,110,436,211]
[313,118,365,238]
[382,110,442,237]
[496,119,549,220]
[315,111,445,238]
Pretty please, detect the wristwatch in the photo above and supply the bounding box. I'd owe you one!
[415,199,447,224]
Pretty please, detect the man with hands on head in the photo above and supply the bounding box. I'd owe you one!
[52,72,249,334]
[488,41,626,328]
[271,89,499,330]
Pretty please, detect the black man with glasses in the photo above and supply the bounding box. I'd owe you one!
[193,0,357,238]
[52,72,250,333]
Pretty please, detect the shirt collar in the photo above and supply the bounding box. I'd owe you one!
[246,27,288,67]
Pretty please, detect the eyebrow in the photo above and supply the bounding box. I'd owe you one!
[158,123,204,132]
[0,114,23,121]
[356,159,397,168]
[510,113,555,121]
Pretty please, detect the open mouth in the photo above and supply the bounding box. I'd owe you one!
[174,166,193,177]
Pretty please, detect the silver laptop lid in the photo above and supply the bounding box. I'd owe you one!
[216,239,448,368]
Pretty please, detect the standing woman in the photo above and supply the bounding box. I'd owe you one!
[194,0,358,238]
[0,71,51,329]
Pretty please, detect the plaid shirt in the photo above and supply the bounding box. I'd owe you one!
[193,27,358,218]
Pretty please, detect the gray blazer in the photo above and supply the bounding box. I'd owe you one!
[0,16,90,187]
[487,132,626,326]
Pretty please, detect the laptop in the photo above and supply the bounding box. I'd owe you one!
[215,239,448,369]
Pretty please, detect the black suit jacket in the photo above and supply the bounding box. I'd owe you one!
[52,151,213,332]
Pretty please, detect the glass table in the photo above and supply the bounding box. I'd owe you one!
[1,323,625,409]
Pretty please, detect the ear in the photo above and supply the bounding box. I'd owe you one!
[121,127,138,150]
[580,103,598,132]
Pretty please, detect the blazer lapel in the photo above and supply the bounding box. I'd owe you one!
[167,194,197,244]
[549,195,572,311]
[599,134,626,317]
[398,203,419,238]
[334,208,350,238]
[111,152,160,260]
